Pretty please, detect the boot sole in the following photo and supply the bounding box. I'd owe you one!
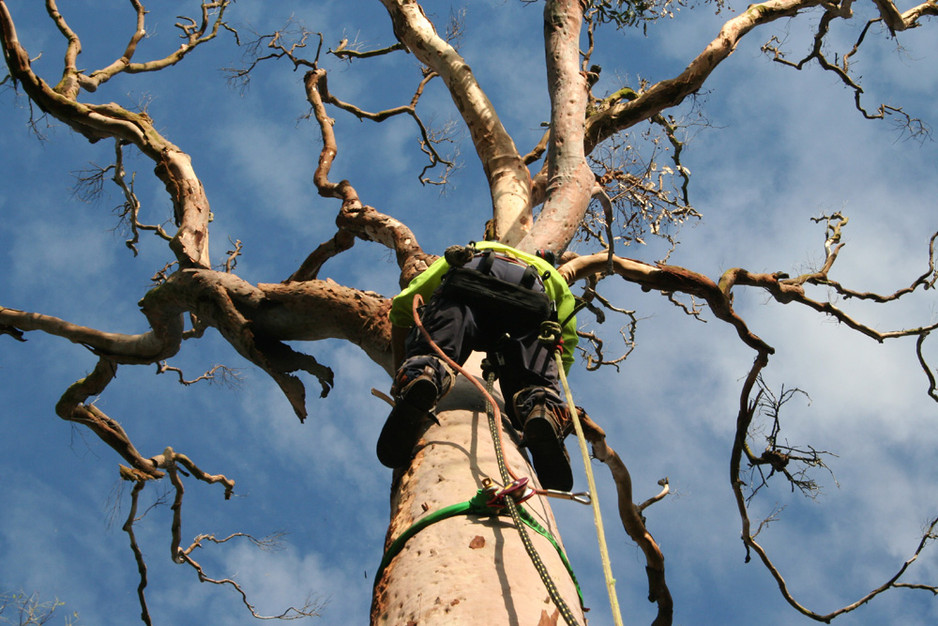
[523,416,573,491]
[376,379,437,468]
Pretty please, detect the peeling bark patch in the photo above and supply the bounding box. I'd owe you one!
[538,609,561,625]
[469,535,485,549]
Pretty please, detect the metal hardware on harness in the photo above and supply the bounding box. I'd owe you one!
[538,320,564,348]
[541,489,592,506]
[485,477,536,509]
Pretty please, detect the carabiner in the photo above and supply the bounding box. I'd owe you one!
[541,489,591,505]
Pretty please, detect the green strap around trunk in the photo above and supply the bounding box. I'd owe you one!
[373,488,583,605]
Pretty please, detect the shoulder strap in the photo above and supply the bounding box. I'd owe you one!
[520,264,539,289]
[478,248,495,274]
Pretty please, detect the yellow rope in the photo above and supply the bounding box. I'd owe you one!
[555,351,625,626]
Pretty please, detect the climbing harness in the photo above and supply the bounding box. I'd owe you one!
[540,320,626,626]
[438,246,554,334]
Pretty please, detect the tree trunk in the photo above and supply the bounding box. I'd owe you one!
[371,354,585,625]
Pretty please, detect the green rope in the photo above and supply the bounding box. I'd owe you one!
[512,502,583,604]
[483,371,581,626]
[373,488,583,605]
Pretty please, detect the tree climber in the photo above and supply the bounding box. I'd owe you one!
[377,240,580,491]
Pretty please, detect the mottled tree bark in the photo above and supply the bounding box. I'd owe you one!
[372,356,585,625]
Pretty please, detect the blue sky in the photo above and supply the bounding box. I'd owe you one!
[1,1,937,625]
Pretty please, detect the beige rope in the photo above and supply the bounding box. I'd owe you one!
[555,351,625,626]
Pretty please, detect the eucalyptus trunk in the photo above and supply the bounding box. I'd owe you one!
[371,355,585,625]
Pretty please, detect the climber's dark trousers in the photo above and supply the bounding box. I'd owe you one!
[399,292,565,429]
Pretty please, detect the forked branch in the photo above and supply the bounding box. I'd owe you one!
[761,0,936,135]
[730,355,938,620]
[121,451,307,623]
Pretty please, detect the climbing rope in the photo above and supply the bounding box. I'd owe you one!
[540,321,625,626]
[483,367,582,626]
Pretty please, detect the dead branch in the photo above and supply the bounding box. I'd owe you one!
[710,215,938,366]
[570,281,639,371]
[118,450,299,623]
[176,547,323,619]
[731,353,938,620]
[330,37,405,59]
[55,358,164,479]
[109,140,173,253]
[742,377,838,502]
[301,67,433,286]
[285,229,356,283]
[638,478,671,513]
[72,142,173,257]
[221,238,243,273]
[576,409,673,624]
[916,332,938,402]
[0,302,183,364]
[760,0,936,135]
[155,362,241,387]
[308,67,455,186]
[230,23,454,184]
[585,0,823,151]
[84,1,233,93]
[0,1,215,268]
[223,19,320,90]
[560,253,774,354]
[787,217,938,304]
[176,532,323,620]
[123,480,153,626]
[577,326,636,372]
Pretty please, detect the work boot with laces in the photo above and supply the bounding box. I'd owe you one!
[521,402,573,492]
[376,371,439,468]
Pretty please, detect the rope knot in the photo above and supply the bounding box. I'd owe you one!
[538,320,564,349]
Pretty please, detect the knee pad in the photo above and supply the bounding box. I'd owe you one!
[393,355,455,400]
[512,386,571,435]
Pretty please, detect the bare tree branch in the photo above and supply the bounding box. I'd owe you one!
[585,0,823,150]
[0,1,214,268]
[380,0,534,244]
[577,409,673,625]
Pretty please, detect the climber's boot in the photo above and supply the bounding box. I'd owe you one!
[521,402,574,492]
[376,372,439,468]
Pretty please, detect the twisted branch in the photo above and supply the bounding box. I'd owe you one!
[577,410,673,625]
